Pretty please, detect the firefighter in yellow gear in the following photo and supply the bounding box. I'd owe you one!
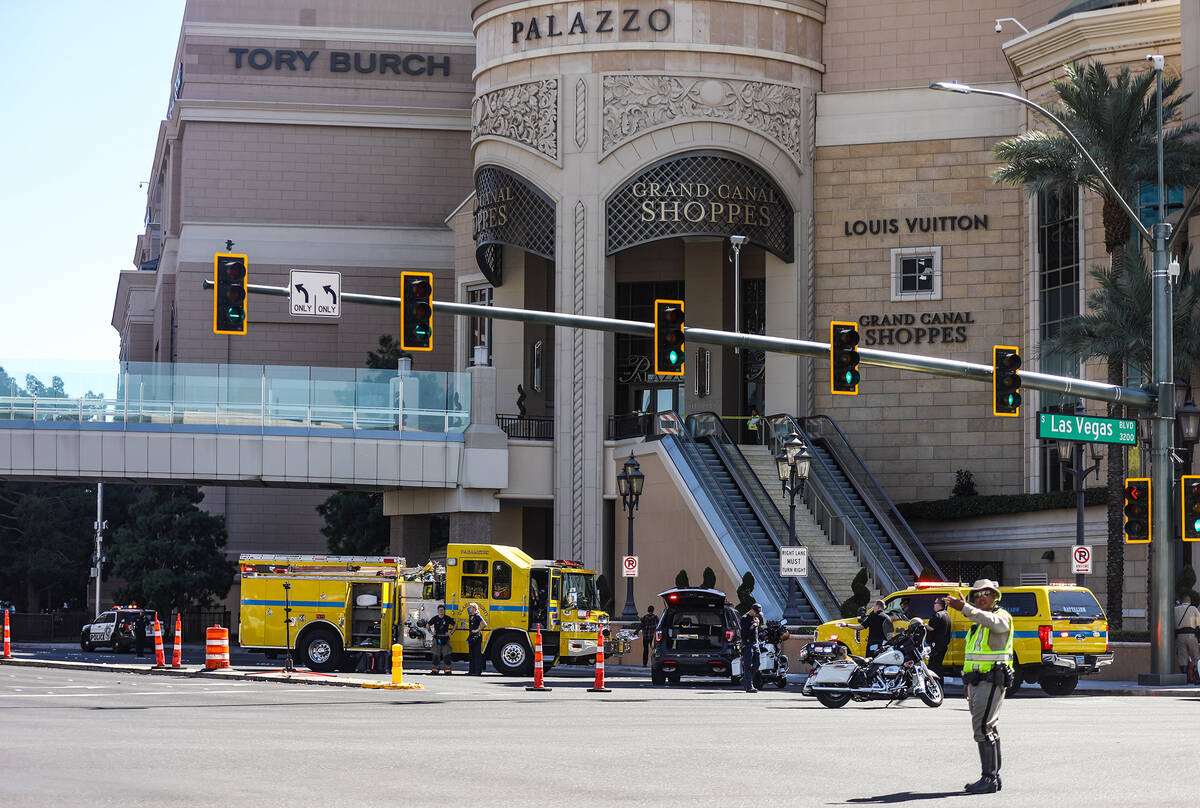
[945,579,1012,795]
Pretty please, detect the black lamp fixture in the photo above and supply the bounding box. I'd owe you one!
[616,452,645,622]
[1179,396,1200,446]
[1041,550,1055,562]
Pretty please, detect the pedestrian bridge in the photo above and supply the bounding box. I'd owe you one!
[0,360,483,490]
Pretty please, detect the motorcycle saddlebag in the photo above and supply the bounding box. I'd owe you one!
[808,660,856,686]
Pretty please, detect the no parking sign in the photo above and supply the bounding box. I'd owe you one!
[1071,546,1093,575]
[622,556,639,577]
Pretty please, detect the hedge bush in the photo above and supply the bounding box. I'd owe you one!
[898,487,1108,521]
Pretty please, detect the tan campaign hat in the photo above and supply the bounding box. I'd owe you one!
[968,579,1001,599]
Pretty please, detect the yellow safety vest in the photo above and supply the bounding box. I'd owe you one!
[962,609,1014,674]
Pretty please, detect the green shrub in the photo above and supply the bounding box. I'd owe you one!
[840,567,871,617]
[701,566,717,590]
[898,487,1107,521]
[736,572,756,613]
[675,569,690,588]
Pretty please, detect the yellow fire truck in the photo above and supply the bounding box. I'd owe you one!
[238,554,438,672]
[238,544,609,675]
[431,543,609,675]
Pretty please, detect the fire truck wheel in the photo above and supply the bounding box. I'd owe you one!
[298,627,343,672]
[490,633,533,676]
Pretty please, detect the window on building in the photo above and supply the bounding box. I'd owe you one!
[466,285,493,365]
[1134,183,1184,235]
[1037,188,1081,493]
[890,247,941,301]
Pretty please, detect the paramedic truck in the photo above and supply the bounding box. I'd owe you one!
[238,544,608,675]
[238,554,438,672]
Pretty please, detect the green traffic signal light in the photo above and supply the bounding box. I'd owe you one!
[654,299,685,376]
[992,346,1021,416]
[830,322,860,395]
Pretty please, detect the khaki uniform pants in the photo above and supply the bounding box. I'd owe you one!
[967,680,1005,743]
[1175,634,1199,667]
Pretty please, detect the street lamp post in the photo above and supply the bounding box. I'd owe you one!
[932,61,1183,683]
[616,452,645,622]
[1056,402,1103,587]
[776,428,812,621]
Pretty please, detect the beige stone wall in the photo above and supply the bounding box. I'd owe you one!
[823,0,1063,92]
[813,137,1025,501]
[179,122,472,229]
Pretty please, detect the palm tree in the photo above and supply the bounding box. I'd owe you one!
[992,61,1200,628]
[1042,245,1200,623]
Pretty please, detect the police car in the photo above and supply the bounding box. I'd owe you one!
[80,606,157,652]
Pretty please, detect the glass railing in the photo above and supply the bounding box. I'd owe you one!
[0,359,470,435]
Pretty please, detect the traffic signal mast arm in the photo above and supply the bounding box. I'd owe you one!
[209,279,1154,410]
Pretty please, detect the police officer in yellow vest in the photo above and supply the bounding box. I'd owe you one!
[945,579,1012,795]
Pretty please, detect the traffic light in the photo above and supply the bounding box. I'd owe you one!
[1123,477,1151,544]
[654,299,685,376]
[1183,475,1200,541]
[213,253,248,335]
[830,321,860,395]
[401,271,434,352]
[992,345,1021,416]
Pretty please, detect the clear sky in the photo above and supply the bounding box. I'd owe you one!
[0,1,186,365]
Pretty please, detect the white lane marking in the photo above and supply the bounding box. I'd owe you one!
[0,688,316,698]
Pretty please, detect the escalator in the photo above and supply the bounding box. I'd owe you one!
[766,413,944,595]
[658,412,840,624]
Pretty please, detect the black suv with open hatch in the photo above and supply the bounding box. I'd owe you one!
[650,588,743,685]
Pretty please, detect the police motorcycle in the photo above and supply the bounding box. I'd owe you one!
[800,618,943,708]
[753,619,791,689]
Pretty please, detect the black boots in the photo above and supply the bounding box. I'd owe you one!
[964,740,1001,794]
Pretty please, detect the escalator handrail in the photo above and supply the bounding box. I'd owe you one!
[666,432,785,603]
[686,412,838,621]
[800,414,944,580]
[766,413,909,594]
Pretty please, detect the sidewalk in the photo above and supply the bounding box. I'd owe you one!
[3,652,1198,696]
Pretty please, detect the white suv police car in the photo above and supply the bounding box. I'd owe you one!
[80,607,157,652]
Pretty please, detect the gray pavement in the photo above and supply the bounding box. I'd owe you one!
[2,662,1200,806]
[1,656,1198,807]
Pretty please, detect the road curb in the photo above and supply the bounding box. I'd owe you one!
[0,657,395,689]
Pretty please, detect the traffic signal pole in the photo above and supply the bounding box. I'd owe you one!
[211,279,1153,411]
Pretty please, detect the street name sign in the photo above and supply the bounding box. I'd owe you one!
[622,555,639,577]
[780,546,808,577]
[1071,545,1093,575]
[1037,412,1136,445]
[290,270,341,318]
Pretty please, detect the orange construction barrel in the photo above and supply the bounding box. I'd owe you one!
[205,625,231,670]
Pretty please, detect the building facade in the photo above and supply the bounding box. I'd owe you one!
[114,0,1196,625]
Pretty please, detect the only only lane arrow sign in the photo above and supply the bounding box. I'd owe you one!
[289,270,341,318]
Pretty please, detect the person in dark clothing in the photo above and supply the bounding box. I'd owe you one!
[837,600,891,655]
[927,597,952,678]
[134,612,148,658]
[639,605,657,666]
[466,602,488,675]
[427,605,456,674]
[740,603,763,692]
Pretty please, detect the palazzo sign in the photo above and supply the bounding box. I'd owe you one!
[511,8,671,43]
[606,151,794,262]
[473,165,556,287]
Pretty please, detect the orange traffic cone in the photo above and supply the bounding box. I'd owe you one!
[3,609,11,659]
[588,629,611,693]
[525,624,552,692]
[172,614,182,668]
[152,617,166,667]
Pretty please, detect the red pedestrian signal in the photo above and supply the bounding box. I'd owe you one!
[213,253,248,335]
[401,271,433,352]
[1182,475,1200,542]
[1123,477,1151,544]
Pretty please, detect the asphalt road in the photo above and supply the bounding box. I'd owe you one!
[1,665,1195,808]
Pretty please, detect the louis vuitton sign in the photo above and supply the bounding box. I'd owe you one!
[606,150,794,262]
